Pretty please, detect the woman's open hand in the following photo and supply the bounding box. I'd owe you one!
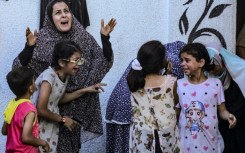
[26,27,37,46]
[101,18,117,36]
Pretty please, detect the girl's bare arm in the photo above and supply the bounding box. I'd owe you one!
[22,111,50,152]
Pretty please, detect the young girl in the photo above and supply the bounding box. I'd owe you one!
[31,40,106,152]
[2,67,50,152]
[177,43,237,153]
[127,40,181,153]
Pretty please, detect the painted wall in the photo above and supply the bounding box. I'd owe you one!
[168,0,236,52]
[0,0,236,152]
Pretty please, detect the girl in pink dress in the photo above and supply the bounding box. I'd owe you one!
[177,43,237,153]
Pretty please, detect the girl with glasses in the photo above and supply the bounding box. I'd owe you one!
[31,40,106,153]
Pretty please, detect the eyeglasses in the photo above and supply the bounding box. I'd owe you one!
[61,58,85,65]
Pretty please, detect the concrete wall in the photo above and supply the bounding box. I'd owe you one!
[0,0,236,152]
[0,0,40,151]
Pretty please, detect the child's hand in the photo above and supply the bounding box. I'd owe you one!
[63,116,80,131]
[228,113,237,129]
[41,140,50,152]
[86,83,107,93]
[26,27,37,46]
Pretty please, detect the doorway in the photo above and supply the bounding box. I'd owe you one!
[237,0,245,37]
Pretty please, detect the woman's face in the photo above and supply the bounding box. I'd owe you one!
[52,2,72,32]
[210,65,223,76]
[210,58,224,76]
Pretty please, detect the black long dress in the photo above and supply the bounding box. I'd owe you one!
[39,0,90,29]
[219,79,245,153]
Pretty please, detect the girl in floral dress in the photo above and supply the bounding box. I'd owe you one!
[127,40,181,153]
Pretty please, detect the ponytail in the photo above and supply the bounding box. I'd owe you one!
[127,69,146,92]
[127,40,166,92]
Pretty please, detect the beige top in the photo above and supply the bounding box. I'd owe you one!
[129,75,181,153]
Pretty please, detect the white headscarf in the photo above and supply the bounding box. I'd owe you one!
[206,47,231,90]
[220,47,245,97]
[206,44,245,97]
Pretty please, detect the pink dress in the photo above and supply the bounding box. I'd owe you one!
[177,76,225,153]
[6,102,39,153]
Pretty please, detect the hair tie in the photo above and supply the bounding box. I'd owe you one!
[131,59,142,71]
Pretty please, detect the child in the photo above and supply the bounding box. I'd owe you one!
[2,67,50,152]
[127,40,181,153]
[177,43,237,153]
[31,40,106,152]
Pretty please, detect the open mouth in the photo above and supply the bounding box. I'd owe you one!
[73,67,79,72]
[61,21,69,25]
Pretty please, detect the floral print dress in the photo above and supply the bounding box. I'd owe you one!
[129,75,181,153]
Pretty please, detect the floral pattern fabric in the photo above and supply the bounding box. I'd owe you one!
[130,75,181,153]
[105,41,185,153]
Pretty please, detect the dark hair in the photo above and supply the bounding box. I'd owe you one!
[47,0,71,26]
[6,67,34,97]
[51,40,81,70]
[127,40,167,92]
[179,43,214,71]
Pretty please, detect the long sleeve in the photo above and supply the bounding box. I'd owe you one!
[12,43,35,70]
[101,34,112,61]
[18,43,35,66]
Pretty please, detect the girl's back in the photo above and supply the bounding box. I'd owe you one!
[130,74,180,153]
